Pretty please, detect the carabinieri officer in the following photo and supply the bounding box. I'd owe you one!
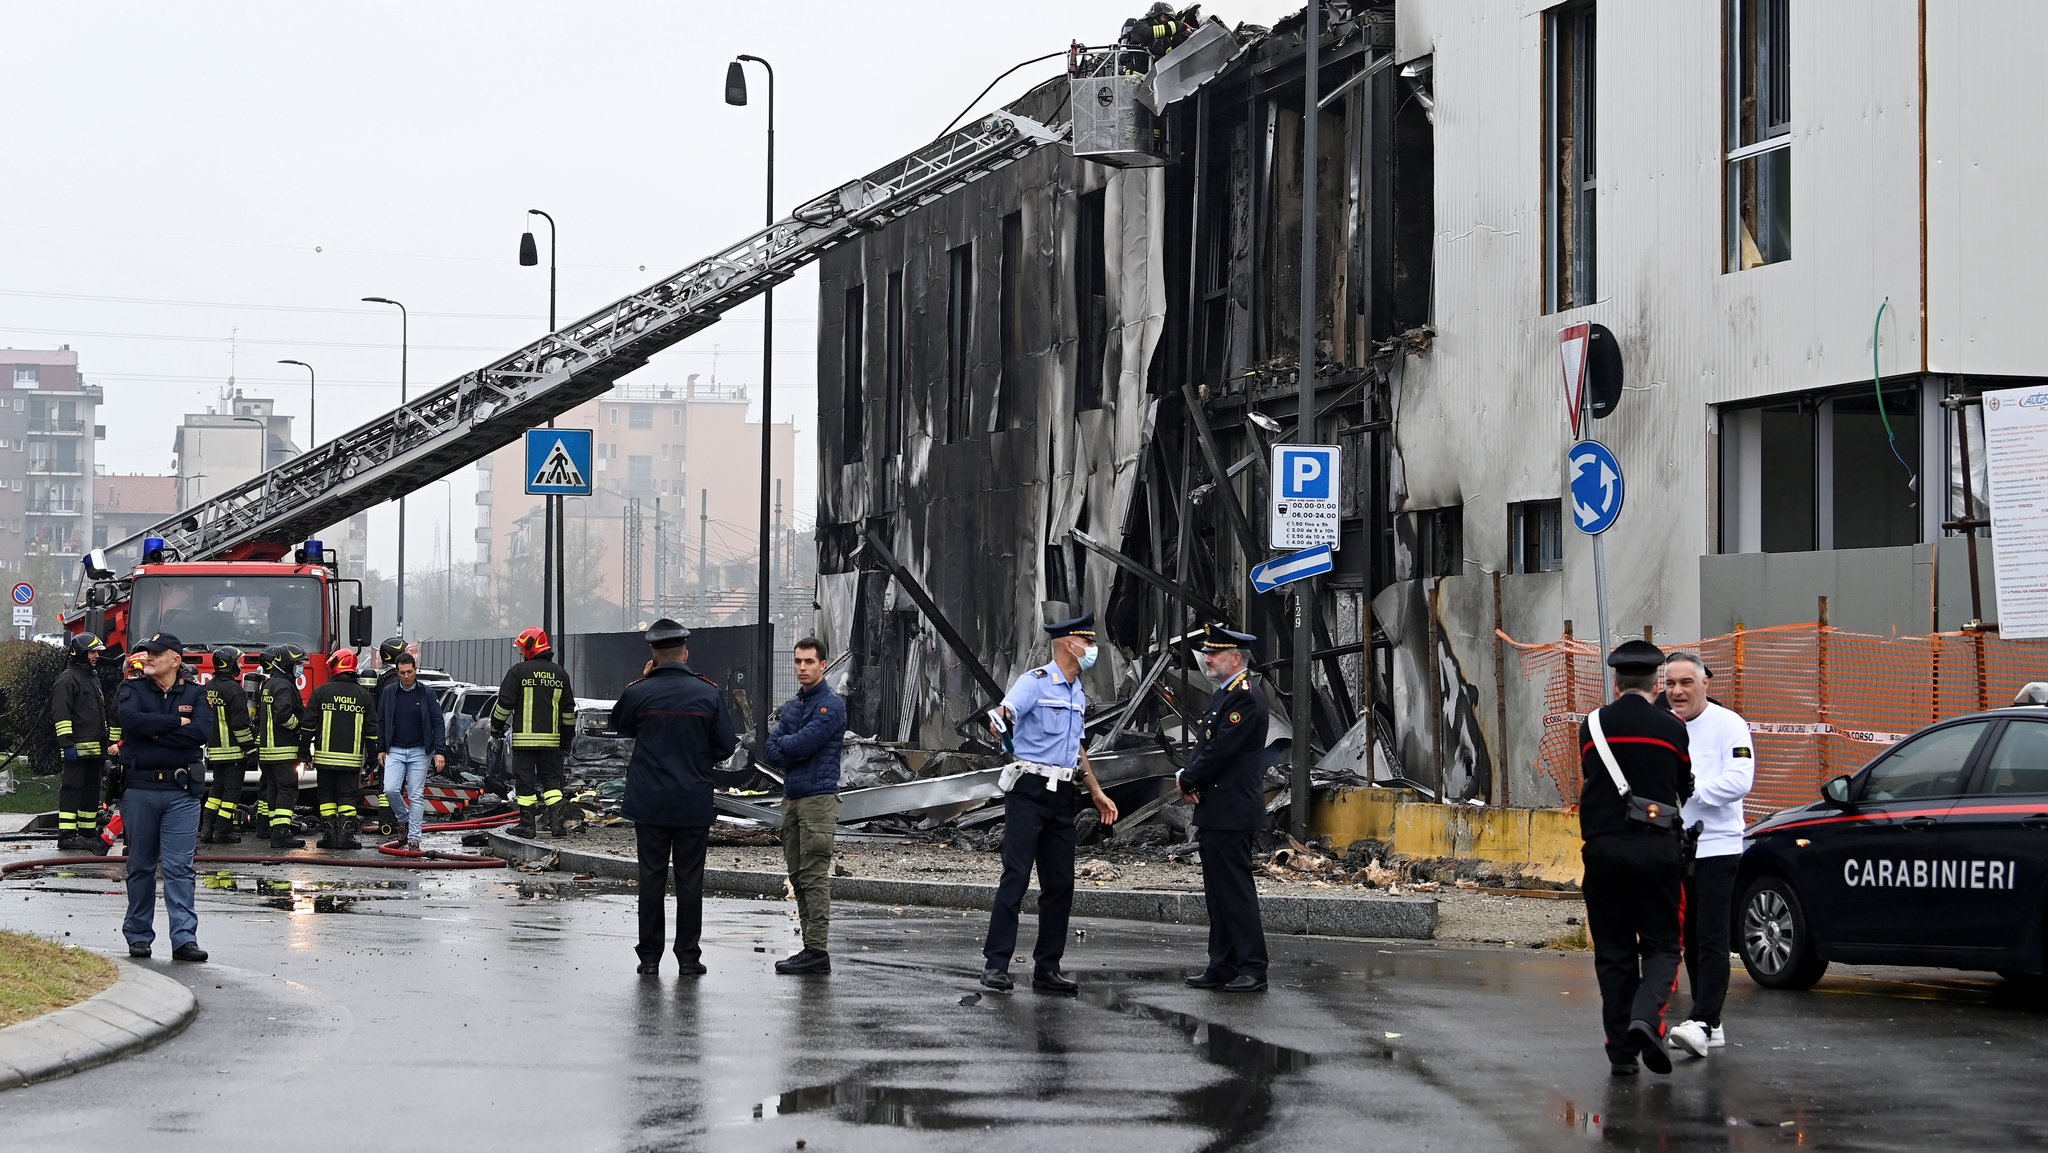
[1176,622,1271,991]
[980,613,1119,994]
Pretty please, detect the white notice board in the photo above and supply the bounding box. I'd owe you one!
[1982,386,2048,639]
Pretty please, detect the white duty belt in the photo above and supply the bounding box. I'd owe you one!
[1000,760,1076,793]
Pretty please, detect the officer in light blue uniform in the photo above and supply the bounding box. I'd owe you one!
[979,613,1120,994]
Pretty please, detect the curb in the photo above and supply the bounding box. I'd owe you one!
[488,828,1438,940]
[0,958,198,1089]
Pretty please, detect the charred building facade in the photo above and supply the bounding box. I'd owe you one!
[811,5,1476,795]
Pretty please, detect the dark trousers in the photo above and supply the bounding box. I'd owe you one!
[983,780,1077,972]
[206,755,245,811]
[1683,854,1740,1028]
[1582,831,1685,1063]
[1197,828,1269,979]
[261,759,301,827]
[636,823,709,964]
[314,768,361,817]
[59,755,102,832]
[511,747,568,810]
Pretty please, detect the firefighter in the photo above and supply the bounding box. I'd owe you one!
[491,627,579,838]
[199,647,258,845]
[1119,2,1200,68]
[307,649,378,850]
[52,632,113,854]
[255,643,310,849]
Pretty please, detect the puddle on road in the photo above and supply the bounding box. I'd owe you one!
[756,971,1313,1150]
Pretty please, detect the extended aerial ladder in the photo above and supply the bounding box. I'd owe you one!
[73,109,1069,592]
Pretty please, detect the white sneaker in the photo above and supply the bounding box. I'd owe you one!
[1666,1019,1710,1058]
[1705,1024,1726,1048]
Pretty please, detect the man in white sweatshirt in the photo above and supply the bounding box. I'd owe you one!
[1660,652,1755,1059]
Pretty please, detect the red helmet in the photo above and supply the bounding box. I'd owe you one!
[515,627,552,659]
[330,649,359,675]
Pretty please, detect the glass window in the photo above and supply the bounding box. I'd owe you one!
[128,575,325,649]
[1858,721,1989,803]
[1510,500,1564,573]
[1545,3,1597,311]
[1975,720,2048,796]
[1726,0,1791,270]
[629,404,653,429]
[12,365,36,386]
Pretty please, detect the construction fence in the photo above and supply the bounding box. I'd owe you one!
[1503,618,2048,821]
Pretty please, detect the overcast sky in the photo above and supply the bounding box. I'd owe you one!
[1,1,1296,578]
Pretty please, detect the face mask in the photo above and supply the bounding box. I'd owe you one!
[1078,644,1100,671]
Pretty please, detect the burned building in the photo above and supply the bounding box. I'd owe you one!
[811,4,1467,795]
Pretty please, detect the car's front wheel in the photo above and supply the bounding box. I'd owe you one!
[1739,875,1830,990]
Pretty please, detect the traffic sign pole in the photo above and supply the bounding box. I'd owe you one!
[1584,391,1614,697]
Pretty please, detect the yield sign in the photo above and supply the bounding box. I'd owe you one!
[1559,322,1592,438]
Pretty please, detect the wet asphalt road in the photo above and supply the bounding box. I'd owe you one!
[1,848,2044,1152]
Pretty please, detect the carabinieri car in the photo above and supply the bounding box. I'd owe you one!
[1737,695,2048,990]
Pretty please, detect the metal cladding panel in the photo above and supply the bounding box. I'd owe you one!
[1926,0,2048,376]
[1400,0,1922,644]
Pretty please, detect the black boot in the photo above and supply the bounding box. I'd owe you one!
[56,831,92,853]
[216,812,242,844]
[548,801,573,837]
[513,809,538,838]
[340,817,363,850]
[270,824,305,850]
[198,812,218,844]
[316,819,340,850]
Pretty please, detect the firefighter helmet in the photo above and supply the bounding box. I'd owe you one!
[515,626,552,659]
[261,643,307,675]
[211,646,244,678]
[330,649,359,676]
[378,636,409,666]
[125,651,147,677]
[67,631,106,661]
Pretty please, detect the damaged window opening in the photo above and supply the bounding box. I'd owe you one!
[1544,2,1597,312]
[1509,500,1564,574]
[843,283,865,463]
[1076,189,1107,412]
[885,271,905,454]
[946,243,974,443]
[1726,0,1791,271]
[1717,382,1924,554]
[997,210,1023,433]
[1415,505,1463,580]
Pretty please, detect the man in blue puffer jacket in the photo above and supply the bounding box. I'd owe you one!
[763,637,846,975]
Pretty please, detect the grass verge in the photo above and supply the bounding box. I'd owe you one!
[0,766,59,815]
[0,929,118,1026]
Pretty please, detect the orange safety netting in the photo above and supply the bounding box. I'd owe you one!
[1503,624,2048,821]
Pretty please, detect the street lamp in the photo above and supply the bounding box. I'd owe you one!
[726,52,777,760]
[519,209,566,662]
[362,296,409,638]
[431,478,454,639]
[277,359,316,447]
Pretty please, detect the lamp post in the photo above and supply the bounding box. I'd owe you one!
[276,359,316,447]
[519,210,566,663]
[362,296,409,638]
[431,479,454,638]
[726,52,776,759]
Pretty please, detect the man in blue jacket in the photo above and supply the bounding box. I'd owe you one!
[763,637,847,976]
[377,651,447,850]
[611,619,741,976]
[116,633,217,963]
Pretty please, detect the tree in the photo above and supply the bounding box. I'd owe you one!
[492,518,615,632]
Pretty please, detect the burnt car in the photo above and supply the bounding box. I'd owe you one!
[1737,698,2048,990]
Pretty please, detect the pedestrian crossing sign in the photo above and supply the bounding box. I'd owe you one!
[524,428,594,496]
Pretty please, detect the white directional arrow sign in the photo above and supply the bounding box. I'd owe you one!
[1250,544,1335,594]
[1567,439,1625,535]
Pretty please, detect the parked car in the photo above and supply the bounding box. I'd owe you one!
[440,685,498,769]
[1738,698,2048,991]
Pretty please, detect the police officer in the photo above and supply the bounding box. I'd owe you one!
[116,633,216,962]
[611,619,741,975]
[491,627,579,838]
[1578,639,1693,1077]
[980,613,1120,994]
[199,647,258,845]
[52,632,113,854]
[255,644,309,849]
[1176,623,1271,992]
[307,649,378,850]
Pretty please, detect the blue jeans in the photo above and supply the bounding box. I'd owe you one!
[383,747,430,841]
[122,786,202,949]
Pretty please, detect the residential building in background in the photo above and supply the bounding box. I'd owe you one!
[93,473,178,549]
[173,389,301,509]
[475,378,801,628]
[0,346,104,569]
